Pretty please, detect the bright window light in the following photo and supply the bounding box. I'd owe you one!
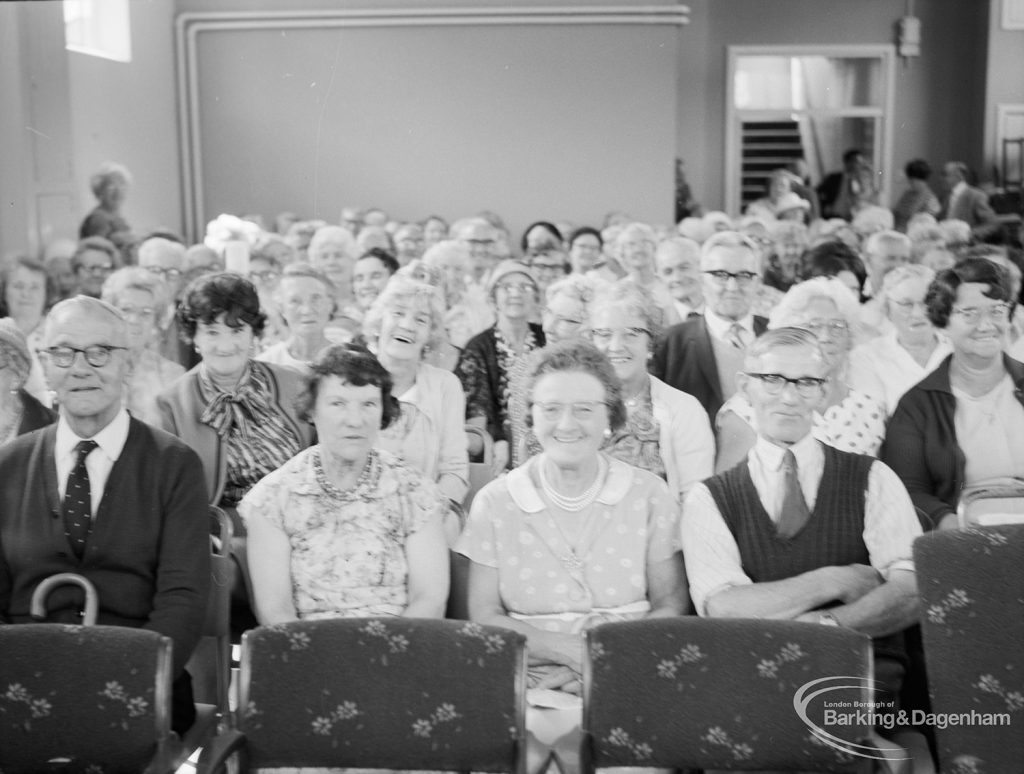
[64,0,132,63]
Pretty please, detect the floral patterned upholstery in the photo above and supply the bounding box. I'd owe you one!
[913,525,1024,773]
[222,617,527,771]
[582,618,893,772]
[0,623,174,774]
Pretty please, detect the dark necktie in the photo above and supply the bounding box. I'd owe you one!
[63,440,98,559]
[776,448,811,539]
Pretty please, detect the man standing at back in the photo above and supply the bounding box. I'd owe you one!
[941,161,1000,241]
[0,296,210,735]
[651,231,768,423]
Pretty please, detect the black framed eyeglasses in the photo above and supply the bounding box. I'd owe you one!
[44,345,127,368]
[703,270,759,286]
[744,372,827,397]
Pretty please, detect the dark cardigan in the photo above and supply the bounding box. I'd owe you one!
[880,353,1024,530]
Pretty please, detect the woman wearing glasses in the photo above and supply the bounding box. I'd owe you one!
[588,281,714,502]
[256,263,336,373]
[848,264,952,417]
[457,340,687,773]
[715,276,886,472]
[100,268,184,426]
[881,258,1024,531]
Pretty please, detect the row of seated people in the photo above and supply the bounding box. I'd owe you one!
[1,240,1020,769]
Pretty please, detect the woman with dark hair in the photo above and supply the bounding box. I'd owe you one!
[156,274,314,621]
[521,221,564,258]
[566,226,604,276]
[352,248,400,315]
[882,258,1024,530]
[892,158,941,233]
[457,339,687,772]
[240,343,449,623]
[803,240,869,302]
[0,256,56,403]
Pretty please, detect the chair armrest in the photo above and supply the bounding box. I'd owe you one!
[196,728,247,774]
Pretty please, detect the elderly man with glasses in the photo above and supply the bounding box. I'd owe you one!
[651,231,769,423]
[681,327,922,742]
[0,296,210,737]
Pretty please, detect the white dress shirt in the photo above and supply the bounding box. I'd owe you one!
[681,433,921,615]
[55,408,131,517]
[703,308,755,348]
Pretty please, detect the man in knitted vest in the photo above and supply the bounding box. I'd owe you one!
[681,327,921,697]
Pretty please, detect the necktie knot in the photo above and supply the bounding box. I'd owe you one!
[75,439,98,462]
[727,322,745,349]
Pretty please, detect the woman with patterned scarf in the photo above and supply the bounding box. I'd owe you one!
[156,273,315,625]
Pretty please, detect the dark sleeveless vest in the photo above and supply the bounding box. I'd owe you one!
[706,444,906,665]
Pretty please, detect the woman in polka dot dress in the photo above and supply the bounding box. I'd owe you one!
[456,341,688,774]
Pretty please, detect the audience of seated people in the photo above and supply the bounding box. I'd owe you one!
[3,163,1023,769]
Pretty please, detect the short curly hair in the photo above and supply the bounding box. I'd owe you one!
[296,343,400,429]
[588,280,664,349]
[362,274,448,357]
[925,258,1014,329]
[177,272,267,342]
[524,340,627,432]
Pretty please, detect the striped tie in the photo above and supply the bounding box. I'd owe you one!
[63,440,98,559]
[726,322,746,349]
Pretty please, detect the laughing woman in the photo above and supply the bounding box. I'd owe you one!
[363,275,468,541]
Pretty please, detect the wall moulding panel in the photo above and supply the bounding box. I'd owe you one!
[175,6,690,241]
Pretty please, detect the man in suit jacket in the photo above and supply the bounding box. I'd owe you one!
[0,296,210,735]
[651,231,768,423]
[941,161,1001,241]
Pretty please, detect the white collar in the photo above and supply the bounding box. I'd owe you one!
[751,432,821,472]
[505,454,634,513]
[55,408,131,463]
[704,308,755,340]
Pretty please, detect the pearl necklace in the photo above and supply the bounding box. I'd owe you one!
[538,455,607,512]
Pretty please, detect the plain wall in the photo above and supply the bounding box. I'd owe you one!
[1,0,1005,259]
[679,0,989,211]
[187,15,680,242]
[985,0,1024,182]
[68,0,181,240]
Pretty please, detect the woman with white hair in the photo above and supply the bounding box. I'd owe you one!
[715,276,886,471]
[588,281,714,501]
[256,263,337,374]
[363,275,468,540]
[848,264,952,416]
[308,225,362,340]
[542,274,598,345]
[422,239,494,348]
[101,267,185,426]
